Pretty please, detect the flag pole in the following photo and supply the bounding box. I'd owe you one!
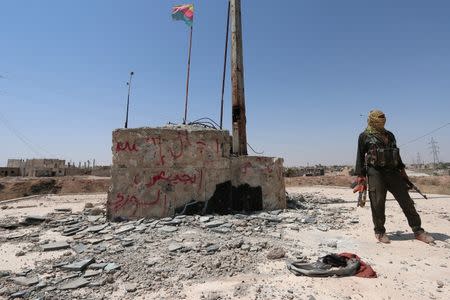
[183,25,193,125]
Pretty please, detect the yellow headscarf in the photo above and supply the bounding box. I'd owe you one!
[366,109,386,134]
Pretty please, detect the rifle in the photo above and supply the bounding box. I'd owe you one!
[351,178,367,207]
[403,177,428,200]
[357,189,367,207]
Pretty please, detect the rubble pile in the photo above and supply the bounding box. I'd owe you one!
[0,193,358,299]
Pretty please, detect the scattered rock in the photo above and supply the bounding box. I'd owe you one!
[199,216,213,223]
[206,244,220,253]
[88,207,104,216]
[267,248,286,259]
[124,283,137,292]
[168,243,183,252]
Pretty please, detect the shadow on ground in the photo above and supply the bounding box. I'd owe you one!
[387,232,450,242]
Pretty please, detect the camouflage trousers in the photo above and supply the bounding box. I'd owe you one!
[367,167,424,235]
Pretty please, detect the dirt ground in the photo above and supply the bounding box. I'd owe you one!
[0,176,110,201]
[1,173,448,202]
[285,174,450,195]
[0,187,449,299]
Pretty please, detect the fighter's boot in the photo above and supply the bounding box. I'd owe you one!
[415,231,435,244]
[375,233,391,244]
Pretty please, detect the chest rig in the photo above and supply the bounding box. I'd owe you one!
[365,133,400,169]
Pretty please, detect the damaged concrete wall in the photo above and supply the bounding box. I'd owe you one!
[231,156,286,211]
[107,126,285,219]
[108,127,232,219]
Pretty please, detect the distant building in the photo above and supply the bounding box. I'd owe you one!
[24,159,66,177]
[7,158,65,177]
[0,167,20,177]
[3,158,110,177]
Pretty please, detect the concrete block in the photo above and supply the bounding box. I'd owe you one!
[112,127,231,169]
[107,126,285,219]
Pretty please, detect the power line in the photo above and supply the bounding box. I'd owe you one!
[400,122,450,147]
[0,111,57,158]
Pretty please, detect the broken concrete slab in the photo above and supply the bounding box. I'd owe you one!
[59,277,90,290]
[21,215,48,225]
[88,263,108,270]
[61,258,94,271]
[83,269,102,278]
[204,220,226,228]
[0,222,20,229]
[7,233,27,240]
[42,241,70,251]
[87,224,108,233]
[10,290,28,298]
[54,208,72,212]
[104,263,120,272]
[71,243,87,254]
[11,277,39,286]
[115,225,135,234]
[159,226,178,233]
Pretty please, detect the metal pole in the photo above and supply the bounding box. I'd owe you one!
[124,71,134,128]
[220,0,231,130]
[183,26,193,125]
[230,0,248,155]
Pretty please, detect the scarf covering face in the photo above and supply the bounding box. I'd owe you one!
[366,110,386,135]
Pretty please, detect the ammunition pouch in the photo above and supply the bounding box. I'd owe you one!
[366,147,400,169]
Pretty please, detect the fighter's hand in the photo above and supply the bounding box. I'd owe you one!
[352,176,367,193]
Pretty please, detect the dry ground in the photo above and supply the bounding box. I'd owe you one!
[0,176,110,201]
[1,173,448,202]
[0,187,449,299]
[285,175,450,195]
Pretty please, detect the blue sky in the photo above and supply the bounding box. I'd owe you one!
[1,0,449,166]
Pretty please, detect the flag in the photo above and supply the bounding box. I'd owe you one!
[172,4,194,27]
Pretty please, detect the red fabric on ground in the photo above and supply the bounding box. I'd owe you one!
[339,252,377,278]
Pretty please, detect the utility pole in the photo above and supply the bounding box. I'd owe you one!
[230,0,248,155]
[429,137,440,166]
[124,71,134,129]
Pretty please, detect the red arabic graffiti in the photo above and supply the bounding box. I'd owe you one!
[168,132,188,160]
[116,141,138,152]
[110,191,167,216]
[150,137,165,166]
[145,170,202,189]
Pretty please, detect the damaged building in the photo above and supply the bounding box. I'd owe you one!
[7,159,66,177]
